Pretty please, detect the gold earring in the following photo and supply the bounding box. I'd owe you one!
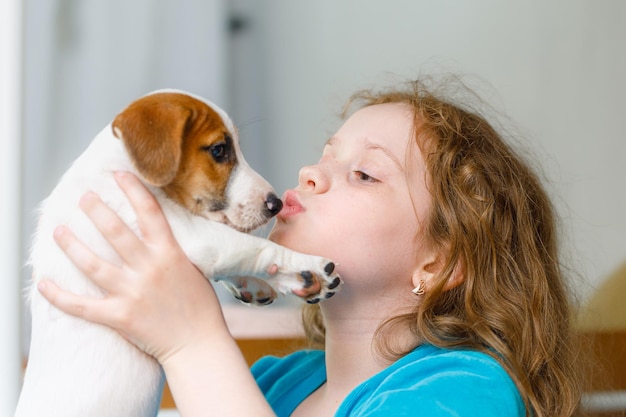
[412,280,425,295]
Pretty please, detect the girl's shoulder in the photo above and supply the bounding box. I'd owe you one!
[395,343,513,379]
[338,344,526,417]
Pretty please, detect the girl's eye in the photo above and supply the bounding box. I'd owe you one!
[354,170,379,183]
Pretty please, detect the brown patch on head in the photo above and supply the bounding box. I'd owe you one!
[112,92,236,215]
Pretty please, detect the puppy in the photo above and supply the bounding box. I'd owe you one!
[15,90,341,417]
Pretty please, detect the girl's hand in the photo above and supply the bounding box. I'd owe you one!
[37,171,228,364]
[39,171,276,416]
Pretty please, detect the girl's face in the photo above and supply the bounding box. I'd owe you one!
[269,103,433,300]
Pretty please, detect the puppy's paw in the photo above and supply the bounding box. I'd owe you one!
[215,253,342,306]
[270,258,342,304]
[219,276,278,306]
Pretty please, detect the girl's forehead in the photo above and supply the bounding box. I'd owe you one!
[338,103,416,151]
[332,103,428,184]
[347,102,413,125]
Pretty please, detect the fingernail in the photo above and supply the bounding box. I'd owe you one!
[37,281,47,292]
[53,225,66,239]
[79,191,97,205]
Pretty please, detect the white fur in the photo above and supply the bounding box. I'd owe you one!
[15,90,339,417]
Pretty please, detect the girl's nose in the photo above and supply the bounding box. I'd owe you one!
[298,164,329,193]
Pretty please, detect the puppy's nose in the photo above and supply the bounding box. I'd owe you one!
[265,193,283,217]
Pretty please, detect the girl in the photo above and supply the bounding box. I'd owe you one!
[39,78,582,416]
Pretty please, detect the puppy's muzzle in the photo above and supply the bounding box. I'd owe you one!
[265,193,283,217]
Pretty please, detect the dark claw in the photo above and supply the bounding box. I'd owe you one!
[306,298,321,304]
[256,297,273,305]
[324,262,335,275]
[325,292,335,299]
[301,271,314,288]
[328,277,341,290]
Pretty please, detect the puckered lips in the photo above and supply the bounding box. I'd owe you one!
[277,189,304,220]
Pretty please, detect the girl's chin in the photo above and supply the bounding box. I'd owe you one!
[267,224,297,248]
[268,225,317,257]
[267,224,282,244]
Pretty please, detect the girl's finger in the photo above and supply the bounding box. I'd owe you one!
[53,225,123,291]
[78,190,147,267]
[113,171,177,245]
[37,279,113,327]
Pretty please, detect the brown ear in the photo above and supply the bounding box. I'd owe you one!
[112,94,190,186]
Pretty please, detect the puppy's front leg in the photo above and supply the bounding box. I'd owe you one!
[172,219,341,305]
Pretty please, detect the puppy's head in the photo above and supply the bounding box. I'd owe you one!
[111,90,282,232]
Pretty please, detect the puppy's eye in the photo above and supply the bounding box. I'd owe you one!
[201,142,230,163]
[211,143,226,159]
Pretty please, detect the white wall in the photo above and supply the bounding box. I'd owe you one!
[0,0,24,413]
[241,0,626,300]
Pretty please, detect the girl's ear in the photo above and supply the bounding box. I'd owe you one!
[411,254,465,294]
[442,258,465,291]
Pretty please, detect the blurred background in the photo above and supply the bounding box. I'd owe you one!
[2,0,625,414]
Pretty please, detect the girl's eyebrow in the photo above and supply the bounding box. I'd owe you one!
[365,141,403,172]
[325,136,404,172]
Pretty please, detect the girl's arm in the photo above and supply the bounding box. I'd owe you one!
[38,171,275,417]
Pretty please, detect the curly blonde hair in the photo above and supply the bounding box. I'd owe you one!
[302,77,582,417]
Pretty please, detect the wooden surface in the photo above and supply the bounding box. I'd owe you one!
[581,331,626,392]
[579,331,626,417]
[577,262,626,332]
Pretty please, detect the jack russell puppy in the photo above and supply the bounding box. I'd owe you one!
[16,90,341,417]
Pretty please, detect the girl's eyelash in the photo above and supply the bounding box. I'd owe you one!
[354,170,379,183]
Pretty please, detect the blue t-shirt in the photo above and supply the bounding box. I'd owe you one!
[252,344,525,416]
